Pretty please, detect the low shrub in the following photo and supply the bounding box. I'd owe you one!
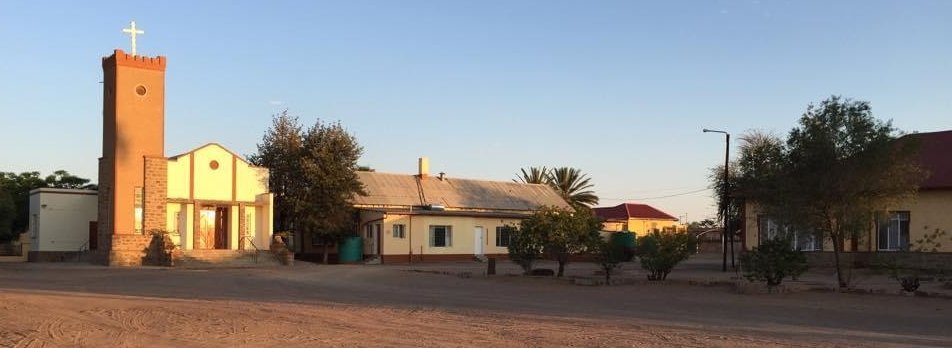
[740,238,808,287]
[635,230,696,281]
[591,238,624,284]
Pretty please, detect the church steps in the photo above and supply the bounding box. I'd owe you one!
[174,249,282,268]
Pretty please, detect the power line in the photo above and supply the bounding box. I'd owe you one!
[602,188,711,201]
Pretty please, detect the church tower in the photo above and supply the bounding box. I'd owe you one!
[97,48,169,266]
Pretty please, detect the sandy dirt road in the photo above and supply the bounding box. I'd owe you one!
[0,262,949,347]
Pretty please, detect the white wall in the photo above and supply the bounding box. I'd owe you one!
[29,189,98,252]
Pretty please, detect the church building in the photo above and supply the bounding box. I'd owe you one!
[94,47,275,266]
[90,50,273,266]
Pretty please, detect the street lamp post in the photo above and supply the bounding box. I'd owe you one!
[703,128,732,272]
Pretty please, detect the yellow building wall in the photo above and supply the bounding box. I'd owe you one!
[601,221,626,233]
[229,206,239,250]
[600,218,679,237]
[745,190,952,252]
[743,201,760,250]
[244,207,257,250]
[255,193,274,250]
[483,218,523,255]
[882,191,952,252]
[362,213,522,257]
[166,155,190,199]
[236,164,269,202]
[192,146,234,201]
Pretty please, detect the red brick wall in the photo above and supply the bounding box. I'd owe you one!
[143,156,167,233]
[108,234,152,266]
[96,158,113,264]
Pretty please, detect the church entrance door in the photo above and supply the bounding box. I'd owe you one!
[214,207,229,249]
[198,206,230,250]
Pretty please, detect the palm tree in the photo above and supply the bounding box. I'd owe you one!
[547,167,598,208]
[515,166,550,184]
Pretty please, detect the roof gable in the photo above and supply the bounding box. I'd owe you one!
[168,143,260,168]
[593,203,677,221]
[902,130,952,190]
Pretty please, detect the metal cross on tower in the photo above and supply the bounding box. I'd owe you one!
[122,20,145,55]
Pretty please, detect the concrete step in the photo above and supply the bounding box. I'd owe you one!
[175,249,283,268]
[364,255,381,265]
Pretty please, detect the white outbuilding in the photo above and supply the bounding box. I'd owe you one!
[28,188,98,261]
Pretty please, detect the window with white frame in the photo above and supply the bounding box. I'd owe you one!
[495,226,512,247]
[792,228,821,251]
[878,211,910,251]
[392,224,406,239]
[429,225,452,247]
[133,187,144,234]
[758,215,821,251]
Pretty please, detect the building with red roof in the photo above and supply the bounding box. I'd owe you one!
[593,203,681,236]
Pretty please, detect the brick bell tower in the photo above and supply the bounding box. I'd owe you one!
[97,45,169,266]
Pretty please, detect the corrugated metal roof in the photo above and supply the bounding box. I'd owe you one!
[352,172,421,207]
[420,176,570,211]
[353,172,570,211]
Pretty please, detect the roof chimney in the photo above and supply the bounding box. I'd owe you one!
[418,157,429,179]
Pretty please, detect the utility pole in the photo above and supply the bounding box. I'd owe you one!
[703,129,732,272]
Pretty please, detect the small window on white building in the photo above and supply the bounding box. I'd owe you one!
[429,225,452,247]
[392,224,406,239]
[495,226,512,247]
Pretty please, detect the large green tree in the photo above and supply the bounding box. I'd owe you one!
[250,110,366,264]
[507,206,601,276]
[44,170,97,190]
[297,120,366,264]
[0,188,15,242]
[734,96,924,289]
[249,111,305,234]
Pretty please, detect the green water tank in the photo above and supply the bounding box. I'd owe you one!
[610,231,637,261]
[337,236,363,263]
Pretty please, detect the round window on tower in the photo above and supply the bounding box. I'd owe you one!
[210,160,220,170]
[135,85,147,96]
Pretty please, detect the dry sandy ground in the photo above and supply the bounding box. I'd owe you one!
[1,262,950,347]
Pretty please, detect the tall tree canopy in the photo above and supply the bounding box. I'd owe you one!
[44,170,97,190]
[506,206,601,276]
[728,96,924,288]
[250,110,366,263]
[513,166,599,208]
[548,167,599,208]
[248,111,304,233]
[514,166,549,184]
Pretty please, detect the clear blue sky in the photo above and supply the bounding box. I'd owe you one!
[1,1,949,222]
